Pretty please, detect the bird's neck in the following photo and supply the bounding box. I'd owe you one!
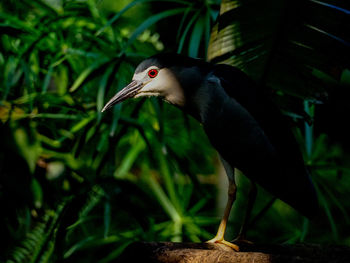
[183,75,227,124]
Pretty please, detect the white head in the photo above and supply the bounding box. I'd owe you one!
[102,56,187,112]
[132,66,185,106]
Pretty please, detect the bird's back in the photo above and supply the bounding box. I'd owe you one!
[204,64,318,218]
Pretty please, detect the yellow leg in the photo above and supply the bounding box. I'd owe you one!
[233,181,257,244]
[207,179,239,251]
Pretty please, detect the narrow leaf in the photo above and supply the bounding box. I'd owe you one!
[125,8,187,49]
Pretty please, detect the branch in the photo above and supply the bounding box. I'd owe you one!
[117,242,350,263]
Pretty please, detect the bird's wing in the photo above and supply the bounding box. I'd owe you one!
[212,63,304,171]
[207,65,318,217]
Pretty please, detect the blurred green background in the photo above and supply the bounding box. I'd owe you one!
[1,0,349,262]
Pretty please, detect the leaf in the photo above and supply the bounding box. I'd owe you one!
[0,13,35,34]
[69,58,109,93]
[70,114,95,134]
[13,127,41,174]
[316,182,339,242]
[41,66,53,94]
[177,10,201,53]
[114,137,145,179]
[204,10,212,58]
[8,202,67,263]
[207,0,350,100]
[96,0,190,36]
[31,178,43,209]
[2,57,22,101]
[144,174,181,223]
[64,236,96,259]
[96,65,115,113]
[31,113,81,120]
[110,104,122,137]
[23,0,58,15]
[96,0,150,36]
[188,14,205,57]
[176,6,192,41]
[125,8,187,50]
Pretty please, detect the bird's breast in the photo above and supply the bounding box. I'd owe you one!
[203,96,278,175]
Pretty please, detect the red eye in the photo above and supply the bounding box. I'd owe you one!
[148,69,158,78]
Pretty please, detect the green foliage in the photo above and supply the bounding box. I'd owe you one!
[1,0,350,262]
[7,202,66,263]
[0,0,221,262]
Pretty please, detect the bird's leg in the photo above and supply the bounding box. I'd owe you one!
[207,178,239,251]
[233,181,257,243]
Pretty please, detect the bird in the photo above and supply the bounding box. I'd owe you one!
[102,53,318,250]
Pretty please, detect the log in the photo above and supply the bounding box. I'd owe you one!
[117,241,350,263]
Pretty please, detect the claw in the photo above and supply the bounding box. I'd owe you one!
[207,237,239,251]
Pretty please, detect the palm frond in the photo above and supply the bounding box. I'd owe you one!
[208,0,349,101]
[7,202,67,263]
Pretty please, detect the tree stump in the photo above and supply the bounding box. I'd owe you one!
[117,241,350,263]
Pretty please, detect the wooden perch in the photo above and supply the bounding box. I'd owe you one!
[117,241,350,263]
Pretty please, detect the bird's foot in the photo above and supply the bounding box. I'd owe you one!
[206,237,239,251]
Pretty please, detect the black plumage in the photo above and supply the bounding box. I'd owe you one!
[207,64,318,218]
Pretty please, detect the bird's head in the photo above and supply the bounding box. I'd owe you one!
[102,54,204,112]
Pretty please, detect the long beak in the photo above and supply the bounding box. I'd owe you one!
[101,80,143,112]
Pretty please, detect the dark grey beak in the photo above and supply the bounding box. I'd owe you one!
[101,80,143,112]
